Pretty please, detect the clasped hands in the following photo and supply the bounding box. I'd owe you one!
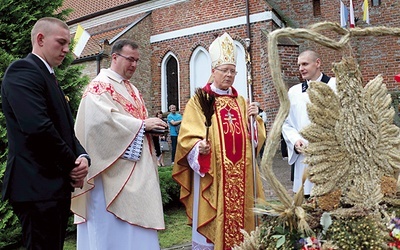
[70,157,89,188]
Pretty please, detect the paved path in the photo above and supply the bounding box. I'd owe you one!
[162,243,192,250]
[259,152,295,199]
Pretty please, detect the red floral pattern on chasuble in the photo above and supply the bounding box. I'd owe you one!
[215,96,246,248]
[83,80,147,119]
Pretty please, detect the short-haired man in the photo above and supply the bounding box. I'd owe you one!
[167,104,182,164]
[71,39,166,249]
[282,50,336,198]
[1,17,89,249]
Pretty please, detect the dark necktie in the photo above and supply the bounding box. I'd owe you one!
[302,81,308,92]
[51,73,58,85]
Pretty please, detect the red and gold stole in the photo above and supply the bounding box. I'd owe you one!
[215,95,247,248]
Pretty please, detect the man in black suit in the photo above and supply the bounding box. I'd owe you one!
[1,17,89,249]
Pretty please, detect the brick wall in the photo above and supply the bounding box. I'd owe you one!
[152,0,269,34]
[121,16,153,113]
[80,61,98,81]
[271,0,400,89]
[151,0,273,117]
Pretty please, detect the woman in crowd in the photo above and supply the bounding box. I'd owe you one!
[152,111,166,166]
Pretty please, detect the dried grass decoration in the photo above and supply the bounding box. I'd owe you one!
[233,22,400,250]
[194,88,215,141]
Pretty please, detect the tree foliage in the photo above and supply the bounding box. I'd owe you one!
[0,0,89,246]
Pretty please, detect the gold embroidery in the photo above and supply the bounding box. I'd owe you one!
[224,160,246,247]
[223,107,238,154]
[220,35,235,65]
[209,33,237,68]
[215,96,247,248]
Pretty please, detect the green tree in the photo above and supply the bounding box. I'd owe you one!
[0,0,89,247]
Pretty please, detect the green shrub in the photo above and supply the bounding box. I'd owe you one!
[0,201,21,249]
[158,166,181,207]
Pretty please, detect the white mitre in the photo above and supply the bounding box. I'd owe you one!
[209,32,237,68]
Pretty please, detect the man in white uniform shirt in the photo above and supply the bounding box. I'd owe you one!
[282,50,336,198]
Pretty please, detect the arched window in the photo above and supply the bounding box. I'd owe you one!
[190,46,211,96]
[161,52,180,111]
[233,40,248,98]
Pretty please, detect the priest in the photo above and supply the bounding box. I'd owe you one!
[172,33,266,250]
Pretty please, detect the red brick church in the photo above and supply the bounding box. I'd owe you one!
[60,0,400,129]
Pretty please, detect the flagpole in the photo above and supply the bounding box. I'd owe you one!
[245,37,259,228]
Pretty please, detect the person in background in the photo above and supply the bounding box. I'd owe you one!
[256,102,268,158]
[282,50,336,198]
[167,104,182,164]
[257,102,268,125]
[172,32,266,250]
[1,17,89,249]
[281,134,288,160]
[71,39,166,250]
[152,111,166,166]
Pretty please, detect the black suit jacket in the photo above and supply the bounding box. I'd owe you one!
[1,53,87,202]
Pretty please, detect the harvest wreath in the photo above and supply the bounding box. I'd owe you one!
[233,22,400,250]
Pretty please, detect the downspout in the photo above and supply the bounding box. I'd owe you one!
[96,51,104,74]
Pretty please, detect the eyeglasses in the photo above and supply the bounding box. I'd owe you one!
[214,68,238,76]
[116,53,140,63]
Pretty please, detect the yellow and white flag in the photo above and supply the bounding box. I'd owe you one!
[73,24,90,57]
[362,0,370,24]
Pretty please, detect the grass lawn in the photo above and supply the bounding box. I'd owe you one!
[64,235,77,250]
[158,205,192,248]
[63,205,191,249]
